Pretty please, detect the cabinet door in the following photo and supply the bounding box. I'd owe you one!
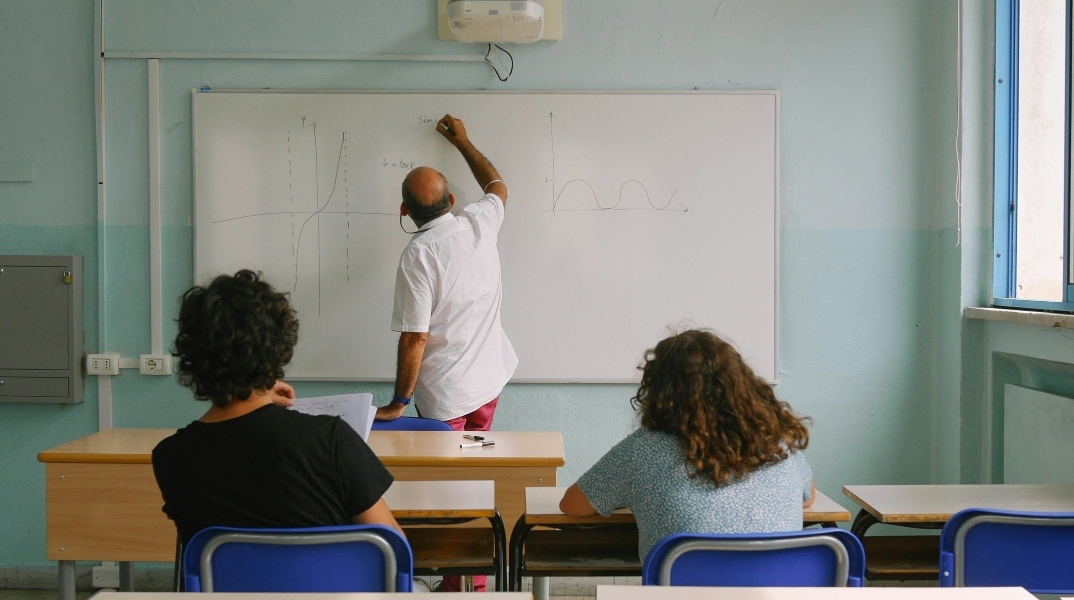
[0,266,70,370]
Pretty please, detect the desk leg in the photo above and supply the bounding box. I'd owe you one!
[58,561,75,600]
[119,562,134,591]
[532,576,549,600]
[850,508,880,538]
[489,512,507,592]
[509,514,531,591]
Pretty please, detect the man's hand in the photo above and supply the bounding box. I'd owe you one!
[435,114,508,204]
[375,401,408,421]
[269,380,296,407]
[436,114,469,148]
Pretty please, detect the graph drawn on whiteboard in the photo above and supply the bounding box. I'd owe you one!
[546,112,689,214]
[209,118,398,315]
[194,91,779,382]
[209,111,692,318]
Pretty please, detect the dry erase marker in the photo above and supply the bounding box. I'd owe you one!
[460,441,495,449]
[463,434,485,441]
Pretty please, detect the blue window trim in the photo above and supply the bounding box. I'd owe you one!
[1065,0,1074,301]
[992,0,1074,312]
[993,0,1017,300]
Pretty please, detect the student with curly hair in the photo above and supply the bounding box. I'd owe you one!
[152,270,401,545]
[559,329,814,561]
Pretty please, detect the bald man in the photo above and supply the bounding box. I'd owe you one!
[376,114,517,441]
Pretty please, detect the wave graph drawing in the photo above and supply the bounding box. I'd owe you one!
[547,112,688,214]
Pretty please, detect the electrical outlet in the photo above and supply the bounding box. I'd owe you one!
[92,564,119,588]
[139,354,173,375]
[86,353,121,376]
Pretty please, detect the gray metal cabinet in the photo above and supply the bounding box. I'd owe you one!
[0,255,83,403]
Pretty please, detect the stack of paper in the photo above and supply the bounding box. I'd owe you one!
[289,393,376,440]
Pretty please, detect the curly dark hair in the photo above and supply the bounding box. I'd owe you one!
[632,329,810,486]
[173,270,299,407]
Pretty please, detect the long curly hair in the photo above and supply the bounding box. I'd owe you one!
[173,270,299,407]
[632,329,809,486]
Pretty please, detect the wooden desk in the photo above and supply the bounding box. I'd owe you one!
[521,486,851,527]
[384,479,498,521]
[510,487,852,591]
[843,484,1074,527]
[39,428,563,600]
[595,586,1036,600]
[842,484,1074,582]
[385,480,507,590]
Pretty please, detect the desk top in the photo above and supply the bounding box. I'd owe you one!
[367,430,564,467]
[843,484,1074,524]
[524,487,851,526]
[38,428,565,468]
[595,586,1034,600]
[384,480,495,519]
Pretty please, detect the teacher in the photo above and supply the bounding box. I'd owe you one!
[375,114,517,435]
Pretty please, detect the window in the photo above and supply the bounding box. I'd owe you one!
[994,0,1074,310]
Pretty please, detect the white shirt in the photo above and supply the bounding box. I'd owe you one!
[391,194,518,421]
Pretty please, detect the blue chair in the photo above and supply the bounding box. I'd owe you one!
[643,529,865,587]
[939,508,1074,593]
[182,524,413,593]
[371,416,453,431]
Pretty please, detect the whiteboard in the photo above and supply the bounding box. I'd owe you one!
[193,91,778,382]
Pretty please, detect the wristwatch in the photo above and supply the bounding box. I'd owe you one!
[392,394,412,406]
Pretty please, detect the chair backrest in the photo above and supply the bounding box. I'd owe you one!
[371,416,454,431]
[181,524,413,593]
[939,508,1074,593]
[642,528,865,587]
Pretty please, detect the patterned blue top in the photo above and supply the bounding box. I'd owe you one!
[577,427,813,560]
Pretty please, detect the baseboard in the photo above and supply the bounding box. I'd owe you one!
[0,566,174,591]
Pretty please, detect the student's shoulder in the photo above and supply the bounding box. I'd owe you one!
[762,447,810,477]
[631,427,680,450]
[151,421,202,463]
[608,427,674,461]
[263,404,344,432]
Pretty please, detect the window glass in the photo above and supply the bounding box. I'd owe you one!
[1015,0,1066,301]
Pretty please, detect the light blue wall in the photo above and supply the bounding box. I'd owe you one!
[0,0,101,570]
[953,0,1074,486]
[1,0,961,569]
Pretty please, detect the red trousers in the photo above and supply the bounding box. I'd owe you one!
[438,396,498,592]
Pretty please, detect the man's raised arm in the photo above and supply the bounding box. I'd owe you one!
[436,114,509,205]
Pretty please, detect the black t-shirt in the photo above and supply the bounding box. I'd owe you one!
[152,403,393,544]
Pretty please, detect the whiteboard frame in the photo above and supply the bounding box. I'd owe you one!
[191,89,780,385]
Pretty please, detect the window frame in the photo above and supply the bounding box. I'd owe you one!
[993,0,1074,312]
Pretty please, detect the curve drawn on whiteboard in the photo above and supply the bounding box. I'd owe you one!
[211,123,395,315]
[547,112,688,214]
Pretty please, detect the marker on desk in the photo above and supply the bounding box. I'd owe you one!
[460,440,495,449]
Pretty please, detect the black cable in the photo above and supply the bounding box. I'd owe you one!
[495,44,514,79]
[485,43,514,82]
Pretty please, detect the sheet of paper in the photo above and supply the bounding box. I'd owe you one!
[289,393,375,441]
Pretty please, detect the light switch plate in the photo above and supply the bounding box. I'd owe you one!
[86,353,121,376]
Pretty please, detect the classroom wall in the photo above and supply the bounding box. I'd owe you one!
[0,0,962,571]
[961,321,1074,484]
[0,0,101,577]
[954,1,1074,486]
